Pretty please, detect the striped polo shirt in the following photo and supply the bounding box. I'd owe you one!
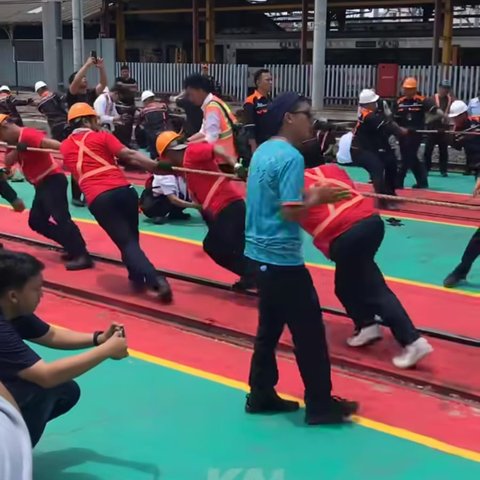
[245,138,305,266]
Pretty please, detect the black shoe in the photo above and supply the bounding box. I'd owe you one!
[305,397,359,425]
[65,255,94,271]
[232,276,256,292]
[412,183,429,189]
[441,172,448,177]
[168,211,191,221]
[155,276,173,303]
[72,199,86,207]
[61,252,74,262]
[153,216,167,225]
[245,391,300,414]
[443,270,466,288]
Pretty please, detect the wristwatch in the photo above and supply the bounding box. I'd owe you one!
[93,331,104,346]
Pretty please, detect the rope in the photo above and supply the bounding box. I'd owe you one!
[0,141,59,154]
[416,129,480,136]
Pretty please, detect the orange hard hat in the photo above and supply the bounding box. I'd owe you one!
[402,77,417,89]
[156,131,186,157]
[0,114,9,125]
[67,102,97,123]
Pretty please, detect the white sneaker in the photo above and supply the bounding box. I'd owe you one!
[347,324,383,347]
[392,337,433,369]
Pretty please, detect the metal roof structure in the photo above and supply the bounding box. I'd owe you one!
[0,0,103,24]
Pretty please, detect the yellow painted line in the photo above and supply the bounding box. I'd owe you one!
[130,348,480,463]
[2,203,478,298]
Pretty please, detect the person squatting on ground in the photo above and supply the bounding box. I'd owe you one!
[351,89,407,208]
[156,131,254,291]
[0,115,92,271]
[0,381,32,480]
[299,163,433,368]
[244,92,358,425]
[140,170,195,224]
[0,251,129,447]
[60,103,172,303]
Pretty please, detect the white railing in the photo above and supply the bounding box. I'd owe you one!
[117,62,249,101]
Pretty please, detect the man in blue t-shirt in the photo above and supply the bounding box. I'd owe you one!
[0,250,129,446]
[245,92,359,425]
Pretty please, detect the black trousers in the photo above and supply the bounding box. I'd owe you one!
[17,380,80,447]
[455,228,480,276]
[330,215,419,347]
[248,261,333,410]
[351,148,397,195]
[71,178,83,202]
[397,134,428,188]
[140,190,186,219]
[50,123,67,142]
[203,200,248,277]
[29,174,88,257]
[424,132,449,174]
[90,186,159,287]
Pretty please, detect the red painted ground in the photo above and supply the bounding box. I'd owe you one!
[4,238,480,400]
[1,209,477,339]
[37,290,480,454]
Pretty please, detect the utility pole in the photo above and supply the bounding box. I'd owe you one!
[72,0,85,70]
[42,0,63,91]
[311,0,327,110]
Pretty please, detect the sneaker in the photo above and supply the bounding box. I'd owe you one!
[168,211,191,221]
[305,397,359,425]
[65,255,94,271]
[152,216,167,225]
[392,337,433,369]
[245,391,300,414]
[443,270,466,288]
[347,324,383,347]
[412,183,429,189]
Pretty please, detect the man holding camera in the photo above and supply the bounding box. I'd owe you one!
[0,250,129,447]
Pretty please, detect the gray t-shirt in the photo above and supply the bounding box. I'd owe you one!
[0,396,32,480]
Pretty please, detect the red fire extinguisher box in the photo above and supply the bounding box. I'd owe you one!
[376,64,399,98]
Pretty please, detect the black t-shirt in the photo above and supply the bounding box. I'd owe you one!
[0,314,50,399]
[176,98,203,136]
[66,88,98,108]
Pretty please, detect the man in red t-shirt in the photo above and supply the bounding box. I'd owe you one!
[61,103,172,303]
[156,131,253,290]
[0,114,91,270]
[300,164,432,369]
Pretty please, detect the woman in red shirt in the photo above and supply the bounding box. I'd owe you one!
[156,131,254,290]
[0,114,91,270]
[61,103,172,302]
[300,164,432,369]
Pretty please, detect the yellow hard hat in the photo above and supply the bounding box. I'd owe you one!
[402,77,417,89]
[156,131,186,157]
[67,102,97,123]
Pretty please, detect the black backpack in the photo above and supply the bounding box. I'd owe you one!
[210,100,253,167]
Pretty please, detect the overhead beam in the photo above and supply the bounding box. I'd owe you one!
[123,0,436,15]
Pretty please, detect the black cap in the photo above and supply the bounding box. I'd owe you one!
[266,92,304,136]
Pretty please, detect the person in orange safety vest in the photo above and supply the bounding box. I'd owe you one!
[60,103,172,302]
[299,163,433,369]
[0,114,92,270]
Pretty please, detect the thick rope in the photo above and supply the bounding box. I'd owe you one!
[0,141,59,154]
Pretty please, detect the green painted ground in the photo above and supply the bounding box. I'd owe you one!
[2,174,478,291]
[33,347,480,480]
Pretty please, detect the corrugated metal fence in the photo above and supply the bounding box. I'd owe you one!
[122,62,480,104]
[120,63,249,101]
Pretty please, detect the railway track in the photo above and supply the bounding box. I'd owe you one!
[1,231,480,404]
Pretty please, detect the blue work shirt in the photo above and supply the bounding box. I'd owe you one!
[245,138,305,266]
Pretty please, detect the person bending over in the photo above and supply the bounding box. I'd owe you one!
[0,250,129,447]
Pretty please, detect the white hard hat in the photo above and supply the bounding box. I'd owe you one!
[0,85,11,93]
[35,81,47,92]
[448,100,468,118]
[141,90,155,102]
[359,89,379,104]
